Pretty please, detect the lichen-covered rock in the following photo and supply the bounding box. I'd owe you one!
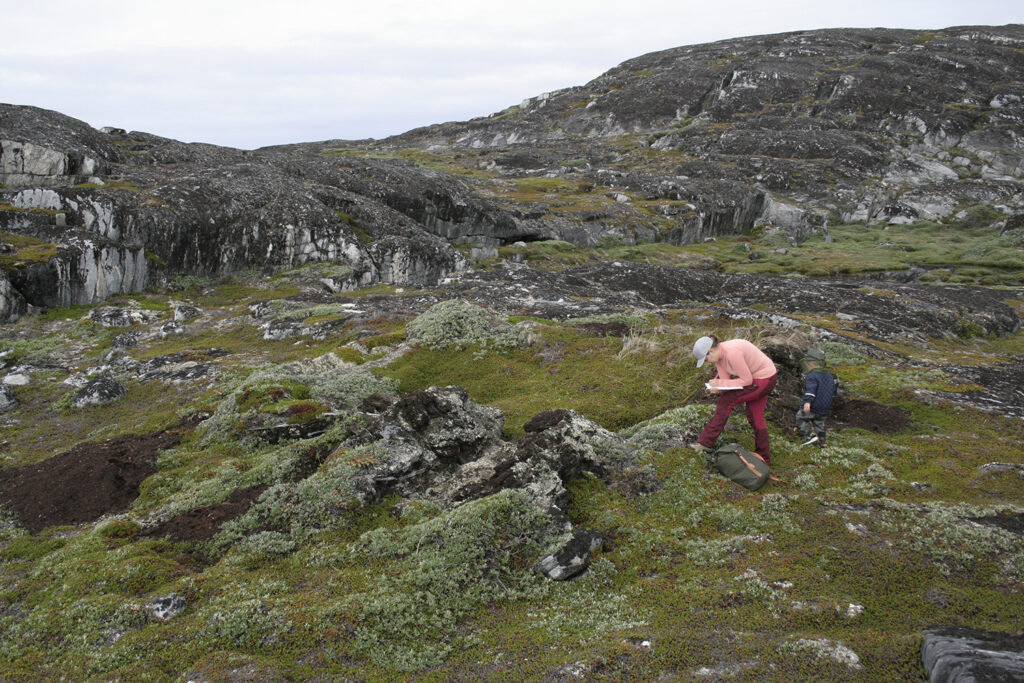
[0,384,16,413]
[145,594,187,621]
[72,375,127,408]
[535,528,607,580]
[88,306,163,328]
[173,304,202,322]
[340,386,631,521]
[112,331,140,348]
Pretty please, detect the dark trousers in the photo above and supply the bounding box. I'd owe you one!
[795,409,827,437]
[698,374,778,462]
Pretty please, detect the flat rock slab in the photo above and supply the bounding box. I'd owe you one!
[922,626,1024,682]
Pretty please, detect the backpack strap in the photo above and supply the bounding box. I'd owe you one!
[748,450,787,484]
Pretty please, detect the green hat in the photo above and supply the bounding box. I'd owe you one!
[803,347,827,363]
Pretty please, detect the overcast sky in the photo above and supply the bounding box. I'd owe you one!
[2,1,1020,149]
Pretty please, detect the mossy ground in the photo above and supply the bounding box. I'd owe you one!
[1,243,1022,680]
[490,219,1024,286]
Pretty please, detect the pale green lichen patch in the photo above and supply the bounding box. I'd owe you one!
[405,298,526,352]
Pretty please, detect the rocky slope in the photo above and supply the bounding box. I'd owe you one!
[3,25,1023,321]
[384,24,1024,232]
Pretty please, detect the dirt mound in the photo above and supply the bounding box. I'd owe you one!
[0,423,193,534]
[144,485,268,542]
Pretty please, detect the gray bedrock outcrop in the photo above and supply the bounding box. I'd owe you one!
[385,25,1024,228]
[0,110,478,318]
[3,25,1024,317]
[0,104,117,188]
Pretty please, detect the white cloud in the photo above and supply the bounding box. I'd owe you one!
[1,0,1021,148]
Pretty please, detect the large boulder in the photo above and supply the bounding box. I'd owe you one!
[343,386,632,522]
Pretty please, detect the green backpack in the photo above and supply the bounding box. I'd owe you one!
[713,443,771,491]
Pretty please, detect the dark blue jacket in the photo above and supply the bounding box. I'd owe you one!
[802,370,836,415]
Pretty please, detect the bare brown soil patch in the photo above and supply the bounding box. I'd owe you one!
[144,485,268,542]
[0,422,194,534]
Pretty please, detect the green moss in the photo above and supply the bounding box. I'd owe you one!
[0,536,66,563]
[0,231,59,274]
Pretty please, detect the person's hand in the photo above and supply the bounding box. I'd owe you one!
[707,379,722,394]
[803,402,811,413]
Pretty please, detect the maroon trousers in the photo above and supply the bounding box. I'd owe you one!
[697,374,778,462]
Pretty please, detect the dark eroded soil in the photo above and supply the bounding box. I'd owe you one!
[0,422,193,534]
[144,485,268,542]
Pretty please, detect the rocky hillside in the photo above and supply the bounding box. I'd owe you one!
[3,25,1023,320]
[1,24,1023,682]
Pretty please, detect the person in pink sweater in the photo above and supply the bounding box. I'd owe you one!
[689,335,779,462]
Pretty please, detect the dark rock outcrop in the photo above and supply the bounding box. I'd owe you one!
[341,385,632,523]
[72,375,126,408]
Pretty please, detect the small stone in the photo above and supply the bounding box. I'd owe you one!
[3,373,30,386]
[146,593,187,621]
[839,603,865,618]
[160,322,185,337]
[173,305,202,322]
[0,385,16,413]
[536,529,606,581]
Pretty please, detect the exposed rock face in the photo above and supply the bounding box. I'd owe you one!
[0,271,27,323]
[922,627,1024,682]
[8,234,147,309]
[0,104,116,187]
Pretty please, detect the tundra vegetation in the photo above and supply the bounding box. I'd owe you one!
[0,224,1022,682]
[1,24,1023,679]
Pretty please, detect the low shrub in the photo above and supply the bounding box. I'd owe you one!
[406,299,525,352]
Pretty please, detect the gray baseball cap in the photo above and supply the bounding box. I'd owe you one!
[693,336,714,367]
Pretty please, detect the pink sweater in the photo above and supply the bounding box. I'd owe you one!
[713,339,777,389]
